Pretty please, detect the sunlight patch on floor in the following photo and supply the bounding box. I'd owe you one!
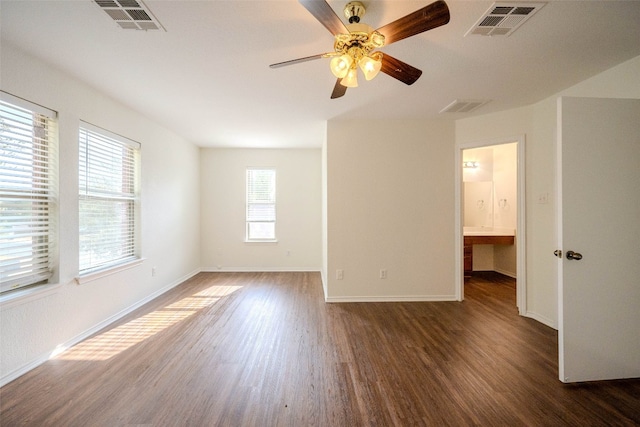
[55,285,242,361]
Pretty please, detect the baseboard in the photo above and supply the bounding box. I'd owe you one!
[0,268,201,388]
[201,267,321,273]
[319,269,328,300]
[326,295,458,303]
[524,311,557,330]
[493,268,517,279]
[0,351,53,388]
[48,267,201,360]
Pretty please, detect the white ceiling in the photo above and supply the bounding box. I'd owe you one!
[2,1,640,148]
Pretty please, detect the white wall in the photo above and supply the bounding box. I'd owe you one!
[326,119,456,301]
[560,55,640,98]
[0,44,201,385]
[200,148,322,271]
[456,54,640,328]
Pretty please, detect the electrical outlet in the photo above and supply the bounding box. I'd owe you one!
[538,193,549,204]
[380,269,387,279]
[336,269,344,280]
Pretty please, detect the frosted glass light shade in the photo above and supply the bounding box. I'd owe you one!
[330,54,353,78]
[359,55,382,81]
[340,68,358,88]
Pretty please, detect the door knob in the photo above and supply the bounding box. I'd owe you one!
[566,250,583,260]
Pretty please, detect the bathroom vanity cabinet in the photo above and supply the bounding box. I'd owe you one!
[463,234,515,277]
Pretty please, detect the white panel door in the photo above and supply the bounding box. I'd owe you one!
[557,97,640,383]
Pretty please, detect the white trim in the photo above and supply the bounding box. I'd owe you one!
[1,268,201,387]
[79,120,141,149]
[516,137,527,315]
[75,258,145,285]
[200,267,321,273]
[53,267,199,357]
[494,268,517,279]
[326,295,458,303]
[320,269,328,301]
[0,283,63,309]
[454,146,463,301]
[0,350,52,388]
[0,90,57,118]
[456,135,527,314]
[556,96,566,382]
[524,310,557,330]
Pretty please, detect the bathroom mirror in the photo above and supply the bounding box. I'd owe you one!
[464,181,494,228]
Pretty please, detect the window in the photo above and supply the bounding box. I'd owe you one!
[79,123,140,275]
[0,92,57,294]
[246,168,276,241]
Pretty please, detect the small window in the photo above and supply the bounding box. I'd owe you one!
[246,168,276,241]
[0,92,58,294]
[78,123,140,275]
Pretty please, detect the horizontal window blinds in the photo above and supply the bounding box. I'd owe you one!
[246,169,276,240]
[0,93,57,293]
[79,124,139,274]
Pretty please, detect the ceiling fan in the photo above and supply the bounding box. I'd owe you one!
[270,0,450,99]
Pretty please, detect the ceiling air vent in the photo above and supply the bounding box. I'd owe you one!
[465,2,545,37]
[93,0,165,31]
[439,99,491,114]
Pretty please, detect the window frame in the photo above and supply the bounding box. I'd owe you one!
[78,121,141,278]
[245,168,277,242]
[0,91,58,295]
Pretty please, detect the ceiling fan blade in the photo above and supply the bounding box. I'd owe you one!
[331,79,347,99]
[381,54,423,85]
[270,53,330,68]
[299,0,349,36]
[376,0,450,46]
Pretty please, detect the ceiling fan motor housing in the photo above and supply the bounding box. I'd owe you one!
[334,23,385,61]
[344,1,365,23]
[336,1,384,60]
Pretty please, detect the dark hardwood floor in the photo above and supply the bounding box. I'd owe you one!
[1,271,639,426]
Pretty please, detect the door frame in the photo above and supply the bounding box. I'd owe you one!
[455,135,527,313]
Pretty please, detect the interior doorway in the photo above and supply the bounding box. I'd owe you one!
[455,136,526,314]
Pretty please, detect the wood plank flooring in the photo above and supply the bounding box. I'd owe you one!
[1,271,639,426]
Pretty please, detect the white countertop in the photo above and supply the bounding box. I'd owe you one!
[463,227,515,236]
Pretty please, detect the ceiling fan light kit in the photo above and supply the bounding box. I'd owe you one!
[359,53,383,81]
[270,0,450,99]
[330,21,385,85]
[342,68,359,88]
[330,54,353,78]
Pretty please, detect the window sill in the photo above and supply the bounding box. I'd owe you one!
[0,282,63,309]
[75,258,145,285]
[244,240,278,244]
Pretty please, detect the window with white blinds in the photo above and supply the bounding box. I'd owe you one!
[246,168,276,241]
[79,123,140,275]
[0,92,58,294]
